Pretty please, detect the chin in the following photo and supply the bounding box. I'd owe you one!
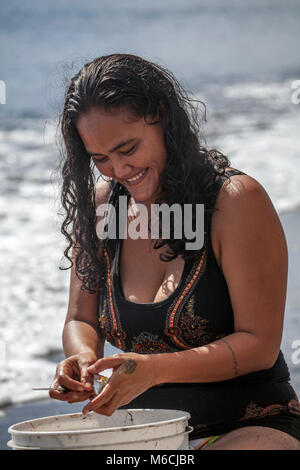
[128,187,155,204]
[135,188,160,203]
[129,193,151,204]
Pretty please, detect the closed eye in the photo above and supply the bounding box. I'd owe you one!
[121,144,136,155]
[92,156,108,164]
[91,145,137,164]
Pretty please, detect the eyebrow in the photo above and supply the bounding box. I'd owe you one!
[86,138,137,157]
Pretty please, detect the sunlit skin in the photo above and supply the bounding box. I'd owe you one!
[76,106,167,210]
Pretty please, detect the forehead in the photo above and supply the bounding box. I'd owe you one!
[76,107,145,144]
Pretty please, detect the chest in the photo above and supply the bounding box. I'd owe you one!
[101,231,233,354]
[118,237,185,303]
[118,230,221,304]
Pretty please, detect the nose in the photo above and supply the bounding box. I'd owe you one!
[111,156,132,180]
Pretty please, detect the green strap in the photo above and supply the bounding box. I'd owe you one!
[206,435,222,447]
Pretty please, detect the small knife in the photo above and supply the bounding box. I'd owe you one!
[32,385,69,393]
[32,375,108,394]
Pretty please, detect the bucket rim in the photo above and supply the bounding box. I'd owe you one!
[7,427,193,450]
[8,409,191,437]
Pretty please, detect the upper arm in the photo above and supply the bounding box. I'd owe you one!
[215,174,288,366]
[65,180,111,327]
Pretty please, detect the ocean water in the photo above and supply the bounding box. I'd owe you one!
[0,0,300,408]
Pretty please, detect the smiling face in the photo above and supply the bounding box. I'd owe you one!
[76,106,167,205]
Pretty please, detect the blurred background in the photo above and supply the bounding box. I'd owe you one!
[0,0,300,445]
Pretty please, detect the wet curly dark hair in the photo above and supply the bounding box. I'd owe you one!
[56,53,230,293]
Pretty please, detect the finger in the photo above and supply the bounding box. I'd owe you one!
[48,380,73,401]
[93,391,121,417]
[66,390,96,403]
[82,382,119,415]
[57,370,91,392]
[50,394,73,402]
[79,365,94,391]
[49,389,72,401]
[56,362,89,392]
[87,356,123,375]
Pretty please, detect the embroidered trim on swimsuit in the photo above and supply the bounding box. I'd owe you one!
[164,248,208,349]
[240,396,300,420]
[99,245,213,352]
[131,332,177,354]
[99,247,126,350]
[192,396,300,436]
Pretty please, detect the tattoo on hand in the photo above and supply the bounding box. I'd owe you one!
[124,359,137,375]
[221,339,238,377]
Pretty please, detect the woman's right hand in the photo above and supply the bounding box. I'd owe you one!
[49,352,98,403]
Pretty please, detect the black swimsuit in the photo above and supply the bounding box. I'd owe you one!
[98,169,300,441]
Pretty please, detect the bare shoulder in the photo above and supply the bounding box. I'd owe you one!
[212,168,287,269]
[212,168,287,268]
[215,169,281,226]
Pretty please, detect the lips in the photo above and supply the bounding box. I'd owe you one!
[124,168,148,186]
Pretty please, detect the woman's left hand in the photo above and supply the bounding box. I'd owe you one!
[81,352,158,416]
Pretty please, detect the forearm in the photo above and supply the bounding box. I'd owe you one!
[152,331,275,385]
[63,320,104,360]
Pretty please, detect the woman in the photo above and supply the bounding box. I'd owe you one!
[50,53,300,450]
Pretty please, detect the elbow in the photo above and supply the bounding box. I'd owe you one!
[243,331,281,371]
[262,352,280,370]
[257,344,280,371]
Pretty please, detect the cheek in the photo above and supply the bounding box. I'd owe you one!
[94,161,112,174]
[157,151,167,174]
[149,145,167,172]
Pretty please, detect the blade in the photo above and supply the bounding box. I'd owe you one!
[32,388,57,391]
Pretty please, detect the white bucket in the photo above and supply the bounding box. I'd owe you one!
[7,409,192,450]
